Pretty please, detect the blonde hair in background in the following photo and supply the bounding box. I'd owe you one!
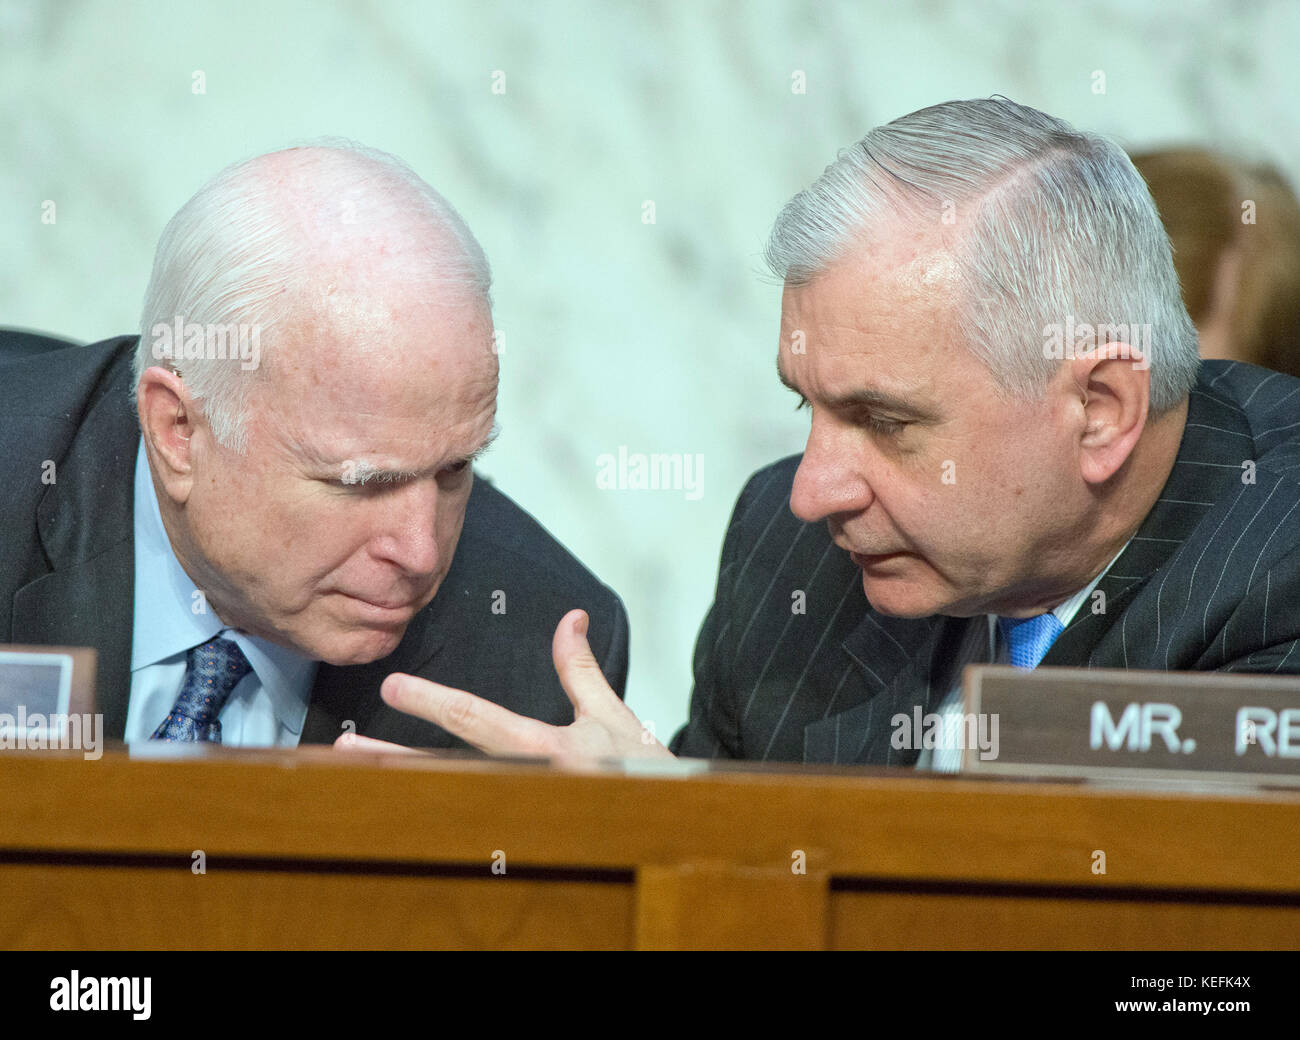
[1132,147,1300,380]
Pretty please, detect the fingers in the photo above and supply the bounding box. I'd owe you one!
[551,609,620,716]
[381,672,558,757]
[333,732,426,755]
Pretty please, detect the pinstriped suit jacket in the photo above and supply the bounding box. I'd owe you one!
[669,360,1300,765]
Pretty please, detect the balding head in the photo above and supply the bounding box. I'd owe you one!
[135,140,491,451]
[134,142,499,666]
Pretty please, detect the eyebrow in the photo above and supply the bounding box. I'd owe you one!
[775,359,936,421]
[335,422,501,485]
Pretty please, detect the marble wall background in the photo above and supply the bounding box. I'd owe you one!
[3,0,1298,737]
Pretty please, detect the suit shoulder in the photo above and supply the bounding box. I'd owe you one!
[726,454,802,533]
[716,454,846,585]
[0,336,137,497]
[0,335,136,423]
[1196,361,1300,457]
[458,476,622,605]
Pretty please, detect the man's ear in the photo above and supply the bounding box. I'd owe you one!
[1069,345,1150,486]
[137,366,198,504]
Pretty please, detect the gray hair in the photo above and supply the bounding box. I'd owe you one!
[134,138,492,452]
[765,97,1200,414]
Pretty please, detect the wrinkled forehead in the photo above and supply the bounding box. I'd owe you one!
[775,235,978,413]
[787,221,959,298]
[780,236,961,351]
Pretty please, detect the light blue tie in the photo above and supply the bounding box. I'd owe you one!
[997,613,1064,669]
[151,636,251,743]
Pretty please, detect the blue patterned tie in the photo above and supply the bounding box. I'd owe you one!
[998,613,1064,669]
[151,636,252,743]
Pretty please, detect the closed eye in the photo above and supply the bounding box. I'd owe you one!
[332,473,411,492]
[796,395,907,436]
[863,415,908,437]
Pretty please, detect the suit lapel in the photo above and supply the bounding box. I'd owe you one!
[803,610,970,764]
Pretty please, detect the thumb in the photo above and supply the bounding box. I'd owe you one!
[552,609,617,716]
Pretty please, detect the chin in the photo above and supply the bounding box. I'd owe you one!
[310,625,410,666]
[860,573,946,619]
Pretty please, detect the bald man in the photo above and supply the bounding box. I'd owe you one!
[0,140,628,749]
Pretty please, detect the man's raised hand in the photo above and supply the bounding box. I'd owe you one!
[333,609,675,763]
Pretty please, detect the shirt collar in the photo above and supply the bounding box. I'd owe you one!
[1048,539,1131,629]
[982,538,1131,649]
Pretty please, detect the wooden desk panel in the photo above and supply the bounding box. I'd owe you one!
[0,864,633,950]
[2,748,1297,949]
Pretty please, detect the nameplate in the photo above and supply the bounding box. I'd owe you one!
[960,665,1300,785]
[0,644,97,751]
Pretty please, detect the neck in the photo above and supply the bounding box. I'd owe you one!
[1101,393,1189,559]
[996,395,1190,619]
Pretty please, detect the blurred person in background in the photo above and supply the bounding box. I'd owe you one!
[1133,147,1300,378]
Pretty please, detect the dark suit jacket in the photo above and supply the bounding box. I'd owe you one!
[671,361,1300,765]
[0,336,629,748]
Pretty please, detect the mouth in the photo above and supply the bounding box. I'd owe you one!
[342,593,421,621]
[832,531,903,563]
[849,550,908,568]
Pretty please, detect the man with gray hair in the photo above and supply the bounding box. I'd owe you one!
[0,141,628,748]
[354,97,1300,767]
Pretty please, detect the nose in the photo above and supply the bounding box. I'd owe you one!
[373,480,441,576]
[789,418,875,525]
